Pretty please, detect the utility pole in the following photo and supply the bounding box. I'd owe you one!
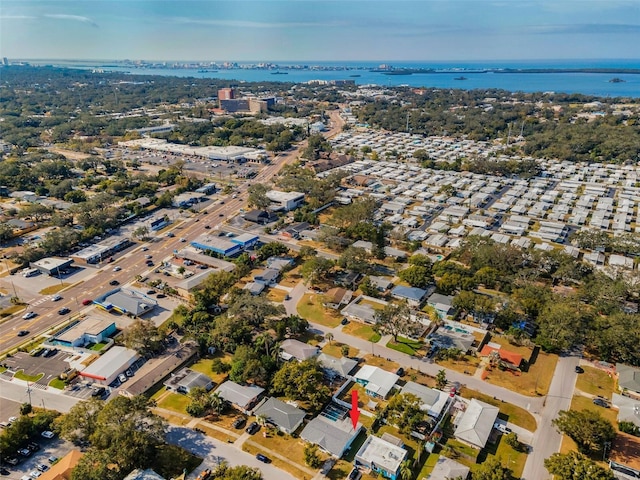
[26,382,32,406]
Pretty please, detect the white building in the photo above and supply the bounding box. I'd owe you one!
[266,190,305,211]
[79,346,138,385]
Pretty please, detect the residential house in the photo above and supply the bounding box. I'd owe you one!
[427,292,454,319]
[612,394,640,430]
[215,381,265,414]
[609,432,640,480]
[164,368,214,394]
[301,415,363,458]
[454,399,499,449]
[368,276,394,292]
[324,287,353,310]
[253,268,280,287]
[279,339,319,362]
[282,222,311,239]
[341,295,388,324]
[429,328,475,353]
[400,382,449,419]
[355,434,407,480]
[254,397,306,434]
[123,469,166,480]
[426,457,470,480]
[617,363,640,398]
[265,256,295,271]
[317,353,358,379]
[479,344,524,370]
[354,365,399,399]
[391,285,430,307]
[244,282,265,296]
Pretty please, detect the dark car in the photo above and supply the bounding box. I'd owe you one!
[245,422,260,435]
[204,225,211,229]
[396,367,405,377]
[348,468,362,480]
[27,442,40,452]
[232,417,246,429]
[82,299,93,305]
[593,398,609,408]
[109,280,119,286]
[92,387,106,397]
[219,213,224,217]
[147,290,156,295]
[157,294,166,298]
[341,317,349,325]
[17,330,29,337]
[57,307,70,315]
[256,453,271,463]
[575,366,584,374]
[0,467,10,475]
[43,348,58,358]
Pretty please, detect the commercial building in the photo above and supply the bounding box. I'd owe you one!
[98,289,158,317]
[266,190,305,211]
[190,233,258,257]
[355,434,407,480]
[38,449,83,480]
[80,346,139,385]
[71,236,131,265]
[164,368,214,394]
[49,317,117,349]
[218,88,235,100]
[30,257,74,276]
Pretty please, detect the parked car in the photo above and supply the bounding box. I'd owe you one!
[92,387,106,397]
[575,366,584,374]
[146,290,156,295]
[82,299,93,305]
[47,457,58,464]
[232,417,246,429]
[593,398,609,408]
[27,442,40,452]
[157,294,166,299]
[125,369,133,377]
[57,307,70,315]
[41,431,55,439]
[145,254,152,259]
[43,348,58,358]
[18,449,31,457]
[348,468,362,480]
[245,422,260,435]
[255,453,270,463]
[17,330,29,337]
[22,312,37,320]
[395,367,405,377]
[109,280,119,286]
[493,422,512,434]
[5,457,19,466]
[118,374,127,383]
[36,464,49,472]
[0,467,10,475]
[167,232,175,238]
[141,247,149,251]
[341,317,349,325]
[29,471,41,478]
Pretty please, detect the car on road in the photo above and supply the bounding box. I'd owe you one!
[41,431,55,439]
[145,254,152,259]
[593,398,609,408]
[179,238,186,242]
[232,417,246,429]
[493,422,512,434]
[52,295,62,301]
[118,374,127,383]
[82,299,93,305]
[109,280,120,286]
[219,213,224,217]
[157,293,166,298]
[57,307,70,315]
[167,232,175,238]
[575,366,584,374]
[17,330,29,337]
[255,453,270,463]
[22,312,37,320]
[204,225,210,229]
[147,290,156,295]
[141,247,149,251]
[113,266,122,272]
[245,422,260,435]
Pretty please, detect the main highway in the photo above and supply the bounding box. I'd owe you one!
[0,110,345,355]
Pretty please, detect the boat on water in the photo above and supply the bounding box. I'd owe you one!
[454,76,467,81]
[198,69,218,73]
[609,77,626,83]
[271,71,288,75]
[349,74,361,77]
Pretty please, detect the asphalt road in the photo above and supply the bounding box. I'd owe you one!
[0,379,81,413]
[166,425,297,480]
[0,111,345,355]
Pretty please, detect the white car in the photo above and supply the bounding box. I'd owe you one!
[113,266,122,272]
[52,295,62,302]
[22,311,37,320]
[493,422,512,434]
[29,471,42,478]
[41,431,55,439]
[118,374,127,383]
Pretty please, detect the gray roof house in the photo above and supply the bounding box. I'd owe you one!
[391,285,430,307]
[369,276,394,291]
[254,397,306,434]
[254,268,280,286]
[215,381,265,413]
[279,339,319,362]
[454,399,500,449]
[301,415,363,458]
[317,353,358,378]
[164,368,214,394]
[612,393,640,428]
[617,363,640,395]
[429,328,475,353]
[426,457,470,480]
[400,382,449,419]
[427,292,454,319]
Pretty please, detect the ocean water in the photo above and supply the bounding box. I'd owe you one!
[43,59,640,97]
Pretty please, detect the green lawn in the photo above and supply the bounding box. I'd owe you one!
[88,342,108,351]
[297,293,342,327]
[48,378,66,389]
[157,392,191,413]
[188,356,232,385]
[475,433,528,478]
[415,453,440,480]
[575,366,615,399]
[386,336,423,355]
[14,370,44,382]
[342,322,381,342]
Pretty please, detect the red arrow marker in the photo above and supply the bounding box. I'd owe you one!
[350,390,360,430]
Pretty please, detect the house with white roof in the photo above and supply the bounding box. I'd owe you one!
[454,399,499,449]
[354,365,399,399]
[355,434,407,480]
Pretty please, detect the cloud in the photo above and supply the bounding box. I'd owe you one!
[0,15,36,20]
[44,14,98,28]
[170,17,345,29]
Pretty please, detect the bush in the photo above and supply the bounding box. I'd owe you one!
[619,421,640,437]
[304,443,322,468]
[211,358,231,374]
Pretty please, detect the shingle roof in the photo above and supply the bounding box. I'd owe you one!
[254,397,306,433]
[617,363,640,394]
[215,381,264,409]
[391,285,427,302]
[317,353,358,377]
[426,457,470,480]
[300,416,362,457]
[454,399,499,449]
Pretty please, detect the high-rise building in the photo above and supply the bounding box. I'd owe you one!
[218,88,235,101]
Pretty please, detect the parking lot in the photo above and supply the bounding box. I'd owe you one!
[1,435,74,480]
[3,350,73,388]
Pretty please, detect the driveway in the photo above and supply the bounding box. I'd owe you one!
[165,426,297,480]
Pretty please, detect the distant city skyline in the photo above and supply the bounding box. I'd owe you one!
[1,0,639,62]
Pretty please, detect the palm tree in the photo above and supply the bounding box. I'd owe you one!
[256,413,268,427]
[399,459,413,480]
[209,392,223,415]
[325,332,334,345]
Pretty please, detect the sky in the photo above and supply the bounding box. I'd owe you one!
[1,0,639,62]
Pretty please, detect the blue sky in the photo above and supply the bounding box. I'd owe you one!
[1,1,639,61]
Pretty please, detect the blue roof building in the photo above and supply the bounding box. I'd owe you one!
[391,285,430,307]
